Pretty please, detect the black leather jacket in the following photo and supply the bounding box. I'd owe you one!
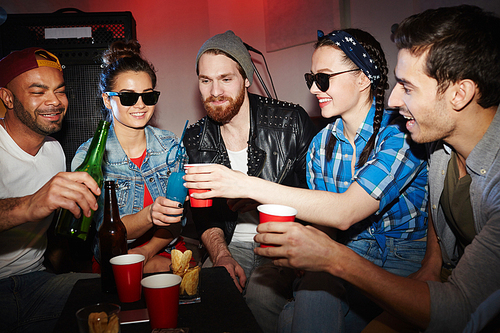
[183,93,317,245]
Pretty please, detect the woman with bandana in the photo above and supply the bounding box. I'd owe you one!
[184,29,428,332]
[275,29,429,333]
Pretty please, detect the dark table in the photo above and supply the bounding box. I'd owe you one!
[54,267,263,332]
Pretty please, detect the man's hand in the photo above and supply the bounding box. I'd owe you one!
[255,222,433,330]
[150,197,184,226]
[200,228,247,292]
[1,171,101,232]
[31,171,100,220]
[254,222,338,273]
[214,255,247,292]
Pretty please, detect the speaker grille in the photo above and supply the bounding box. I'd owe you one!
[52,64,105,171]
[0,11,135,57]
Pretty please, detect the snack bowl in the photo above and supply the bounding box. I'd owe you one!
[168,265,201,303]
[170,249,201,304]
[76,303,120,333]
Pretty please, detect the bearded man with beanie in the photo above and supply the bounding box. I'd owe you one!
[183,30,316,330]
[0,48,99,332]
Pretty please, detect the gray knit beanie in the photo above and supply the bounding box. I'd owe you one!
[196,30,254,85]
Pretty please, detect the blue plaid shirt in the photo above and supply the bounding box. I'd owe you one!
[307,103,428,260]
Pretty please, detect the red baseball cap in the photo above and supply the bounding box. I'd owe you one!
[0,47,62,88]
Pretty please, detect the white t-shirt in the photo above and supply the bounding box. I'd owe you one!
[0,125,66,279]
[226,147,259,243]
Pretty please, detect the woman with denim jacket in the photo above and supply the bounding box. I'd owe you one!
[72,40,186,273]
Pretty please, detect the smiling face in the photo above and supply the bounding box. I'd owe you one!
[309,46,370,120]
[6,66,67,136]
[103,71,155,130]
[198,53,249,124]
[388,49,454,144]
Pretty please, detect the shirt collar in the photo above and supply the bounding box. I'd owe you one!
[105,124,162,164]
[467,104,500,176]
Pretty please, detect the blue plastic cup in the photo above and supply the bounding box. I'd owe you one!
[166,171,188,204]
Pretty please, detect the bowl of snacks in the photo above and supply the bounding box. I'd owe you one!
[171,249,201,304]
[76,303,120,333]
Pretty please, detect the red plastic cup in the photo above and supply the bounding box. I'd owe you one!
[110,254,145,303]
[257,204,297,247]
[184,163,214,207]
[188,188,212,207]
[141,274,182,329]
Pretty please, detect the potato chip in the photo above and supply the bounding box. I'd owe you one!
[105,313,119,333]
[180,266,200,296]
[179,250,192,275]
[88,311,108,333]
[171,249,183,274]
[172,249,192,277]
[87,311,119,333]
[172,249,200,295]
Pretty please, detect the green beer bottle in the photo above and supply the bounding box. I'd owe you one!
[55,120,110,241]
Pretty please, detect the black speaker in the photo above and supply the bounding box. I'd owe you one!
[0,8,136,170]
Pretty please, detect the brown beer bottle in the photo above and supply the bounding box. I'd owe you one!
[99,180,128,293]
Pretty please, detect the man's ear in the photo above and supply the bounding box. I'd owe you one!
[450,79,476,111]
[245,78,251,88]
[0,87,14,109]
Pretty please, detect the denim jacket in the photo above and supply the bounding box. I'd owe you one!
[72,124,181,261]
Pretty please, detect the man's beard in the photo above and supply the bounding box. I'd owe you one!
[203,85,245,124]
[13,95,65,136]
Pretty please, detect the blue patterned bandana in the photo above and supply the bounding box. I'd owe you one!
[318,30,381,89]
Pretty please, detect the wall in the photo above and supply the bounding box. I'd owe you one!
[1,0,499,136]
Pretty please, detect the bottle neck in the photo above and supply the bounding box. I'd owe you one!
[104,180,121,222]
[80,120,110,167]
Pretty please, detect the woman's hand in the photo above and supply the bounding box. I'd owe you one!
[150,196,184,227]
[184,164,252,199]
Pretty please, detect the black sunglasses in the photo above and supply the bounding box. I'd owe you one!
[304,69,361,92]
[106,91,160,106]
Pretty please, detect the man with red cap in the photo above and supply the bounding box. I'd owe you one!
[0,48,99,333]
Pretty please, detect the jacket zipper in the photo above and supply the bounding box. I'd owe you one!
[277,158,294,184]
